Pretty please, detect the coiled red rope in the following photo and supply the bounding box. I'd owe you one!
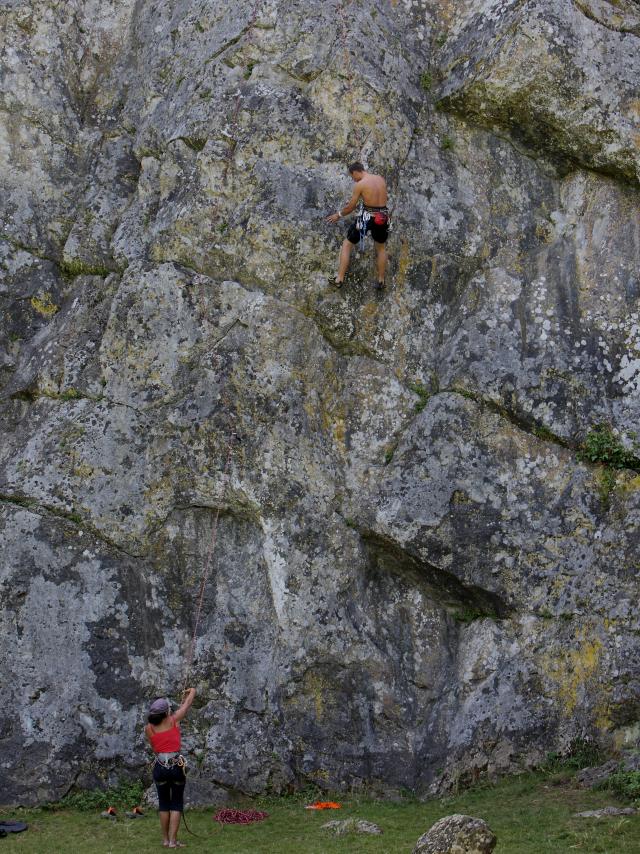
[213,808,268,824]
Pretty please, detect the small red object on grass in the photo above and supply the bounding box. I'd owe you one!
[100,806,118,819]
[213,808,269,824]
[304,801,342,810]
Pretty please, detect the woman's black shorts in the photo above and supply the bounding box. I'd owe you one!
[347,215,389,245]
[153,761,186,812]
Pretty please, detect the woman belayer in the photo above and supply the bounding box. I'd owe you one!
[145,688,196,849]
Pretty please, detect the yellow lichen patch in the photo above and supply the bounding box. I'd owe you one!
[319,398,346,451]
[332,415,346,448]
[316,367,347,454]
[594,695,612,733]
[613,721,640,752]
[620,474,640,495]
[535,221,553,242]
[308,767,330,782]
[30,293,59,317]
[359,299,383,351]
[304,670,327,720]
[72,461,94,479]
[550,573,570,597]
[542,626,610,728]
[360,298,379,334]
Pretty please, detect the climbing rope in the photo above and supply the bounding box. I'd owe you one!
[182,434,236,692]
[334,0,369,157]
[175,432,237,840]
[221,0,265,186]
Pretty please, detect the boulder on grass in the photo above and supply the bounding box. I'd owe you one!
[413,814,496,854]
[322,818,383,835]
[576,752,640,790]
[576,760,619,789]
[574,807,637,818]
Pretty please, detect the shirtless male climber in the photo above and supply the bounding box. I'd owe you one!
[326,162,390,290]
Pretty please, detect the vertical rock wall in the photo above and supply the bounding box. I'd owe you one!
[1,0,639,804]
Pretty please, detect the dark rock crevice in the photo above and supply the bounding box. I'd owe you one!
[0,494,142,560]
[360,529,511,623]
[573,0,640,36]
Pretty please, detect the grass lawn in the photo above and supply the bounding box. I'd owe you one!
[2,770,639,853]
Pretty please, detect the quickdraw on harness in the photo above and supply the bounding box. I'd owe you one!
[355,203,391,253]
[356,203,371,253]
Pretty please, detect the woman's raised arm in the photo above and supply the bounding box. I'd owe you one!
[173,687,196,722]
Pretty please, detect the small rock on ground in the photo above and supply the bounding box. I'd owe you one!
[576,752,640,790]
[576,760,619,789]
[413,814,496,854]
[573,807,638,818]
[322,818,383,835]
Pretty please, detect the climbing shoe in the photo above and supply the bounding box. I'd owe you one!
[126,806,145,818]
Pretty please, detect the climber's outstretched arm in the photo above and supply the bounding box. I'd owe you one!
[326,182,363,223]
[173,687,196,722]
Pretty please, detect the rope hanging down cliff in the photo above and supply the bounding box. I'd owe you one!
[182,435,236,692]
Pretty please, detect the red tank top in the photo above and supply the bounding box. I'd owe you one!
[148,716,181,753]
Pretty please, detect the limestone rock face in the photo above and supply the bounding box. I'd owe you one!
[437,0,640,184]
[413,814,497,854]
[1,0,640,804]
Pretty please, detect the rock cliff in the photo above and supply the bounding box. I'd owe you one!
[1,0,639,804]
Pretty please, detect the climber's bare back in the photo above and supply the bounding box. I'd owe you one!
[351,172,387,208]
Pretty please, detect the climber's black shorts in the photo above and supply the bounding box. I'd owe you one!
[346,211,389,244]
[153,762,186,812]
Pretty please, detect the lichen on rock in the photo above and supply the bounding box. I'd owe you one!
[413,813,497,854]
[1,0,640,805]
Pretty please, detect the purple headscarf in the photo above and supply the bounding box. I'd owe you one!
[148,697,170,715]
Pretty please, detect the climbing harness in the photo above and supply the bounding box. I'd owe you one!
[155,752,187,771]
[355,204,392,253]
